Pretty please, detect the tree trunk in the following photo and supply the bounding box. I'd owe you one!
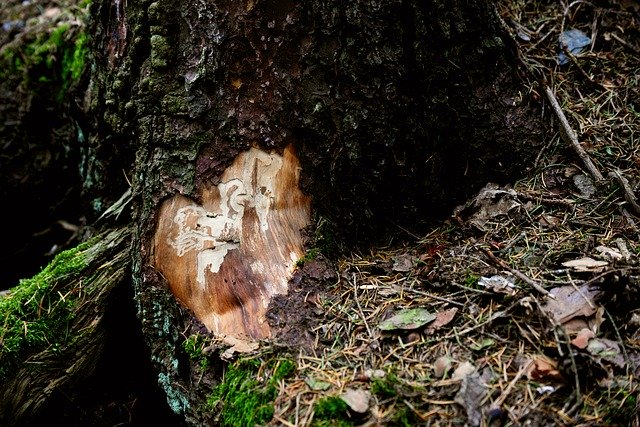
[2,0,546,424]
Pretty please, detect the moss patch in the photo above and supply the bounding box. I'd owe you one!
[207,358,296,427]
[313,396,352,427]
[0,20,89,103]
[0,241,91,379]
[182,333,211,370]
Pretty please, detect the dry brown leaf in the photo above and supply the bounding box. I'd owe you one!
[477,275,517,295]
[454,371,488,427]
[563,317,591,335]
[525,355,564,382]
[392,254,414,272]
[587,338,625,368]
[221,335,259,359]
[540,284,602,325]
[452,361,476,381]
[426,308,458,334]
[571,328,595,349]
[595,245,623,262]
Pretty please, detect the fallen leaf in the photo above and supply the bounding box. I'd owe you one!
[378,308,436,331]
[478,275,517,295]
[573,174,596,198]
[452,361,476,381]
[221,335,259,359]
[571,328,595,349]
[434,356,452,378]
[340,388,370,414]
[587,338,625,368]
[539,214,561,228]
[453,183,520,228]
[425,308,458,334]
[469,338,495,351]
[540,284,602,325]
[561,257,608,272]
[305,377,331,391]
[563,317,591,335]
[392,254,414,272]
[525,355,564,382]
[455,372,487,427]
[595,245,623,262]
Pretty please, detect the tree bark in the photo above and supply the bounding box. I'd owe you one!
[1,0,546,424]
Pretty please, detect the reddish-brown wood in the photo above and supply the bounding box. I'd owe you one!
[152,145,310,339]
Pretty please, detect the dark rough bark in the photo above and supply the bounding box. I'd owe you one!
[82,0,546,422]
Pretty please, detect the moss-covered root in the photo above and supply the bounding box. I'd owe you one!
[0,227,131,426]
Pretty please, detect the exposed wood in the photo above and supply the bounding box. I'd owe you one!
[152,145,310,339]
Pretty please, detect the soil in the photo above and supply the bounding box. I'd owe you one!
[266,256,338,349]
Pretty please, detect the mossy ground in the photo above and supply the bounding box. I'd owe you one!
[206,357,296,427]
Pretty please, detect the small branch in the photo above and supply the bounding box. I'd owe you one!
[544,86,604,182]
[611,33,640,55]
[609,169,640,216]
[481,247,554,299]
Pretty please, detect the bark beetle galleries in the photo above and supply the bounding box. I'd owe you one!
[152,145,310,339]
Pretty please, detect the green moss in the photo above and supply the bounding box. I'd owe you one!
[464,273,480,287]
[0,17,89,102]
[313,396,352,427]
[296,248,320,267]
[207,358,296,427]
[597,386,638,424]
[182,333,211,369]
[0,241,91,379]
[61,31,88,84]
[392,405,419,427]
[371,373,399,398]
[150,34,170,69]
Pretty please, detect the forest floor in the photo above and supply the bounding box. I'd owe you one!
[2,0,640,426]
[251,2,640,426]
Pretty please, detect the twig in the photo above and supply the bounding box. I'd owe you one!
[352,274,375,342]
[609,169,640,216]
[492,360,531,408]
[399,286,465,307]
[611,32,640,55]
[554,327,582,418]
[481,247,554,299]
[544,86,604,182]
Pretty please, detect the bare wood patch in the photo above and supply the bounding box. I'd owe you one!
[153,145,310,339]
